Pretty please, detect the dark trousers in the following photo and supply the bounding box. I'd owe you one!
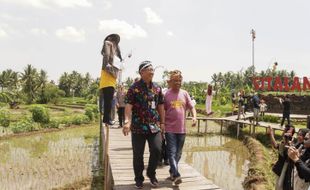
[99,87,114,124]
[281,112,290,126]
[117,107,125,127]
[131,132,162,183]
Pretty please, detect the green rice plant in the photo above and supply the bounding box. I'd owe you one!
[49,118,60,128]
[84,104,99,121]
[10,118,40,133]
[71,115,90,125]
[261,115,279,123]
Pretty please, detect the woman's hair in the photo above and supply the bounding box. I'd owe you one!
[207,84,212,96]
[168,70,182,80]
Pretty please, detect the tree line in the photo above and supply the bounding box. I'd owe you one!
[0,64,298,106]
[0,64,99,105]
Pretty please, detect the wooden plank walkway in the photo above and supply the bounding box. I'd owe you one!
[108,128,222,190]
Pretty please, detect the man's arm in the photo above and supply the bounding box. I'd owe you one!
[190,107,197,127]
[123,104,133,136]
[267,126,278,149]
[157,104,165,132]
[102,41,112,69]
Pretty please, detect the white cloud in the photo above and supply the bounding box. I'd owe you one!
[53,0,92,8]
[103,1,112,10]
[0,13,25,21]
[55,26,85,42]
[30,28,48,36]
[0,29,8,39]
[143,7,163,24]
[167,31,174,37]
[0,23,10,39]
[98,19,147,40]
[0,0,92,9]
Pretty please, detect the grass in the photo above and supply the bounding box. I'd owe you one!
[58,97,89,105]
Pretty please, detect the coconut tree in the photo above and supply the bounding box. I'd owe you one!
[20,64,39,104]
[58,72,72,97]
[36,70,48,103]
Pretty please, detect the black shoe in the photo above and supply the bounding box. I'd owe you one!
[173,176,182,185]
[135,181,143,189]
[149,177,159,187]
[164,160,169,166]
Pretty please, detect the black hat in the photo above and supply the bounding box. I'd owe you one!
[104,34,120,44]
[139,61,152,73]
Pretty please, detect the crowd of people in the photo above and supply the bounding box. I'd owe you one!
[268,124,310,190]
[99,33,310,189]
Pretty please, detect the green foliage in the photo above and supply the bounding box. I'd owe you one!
[58,116,73,127]
[29,105,50,124]
[261,115,279,123]
[38,83,65,104]
[49,118,60,128]
[11,118,40,133]
[0,109,10,128]
[55,114,90,127]
[72,115,90,125]
[84,104,99,120]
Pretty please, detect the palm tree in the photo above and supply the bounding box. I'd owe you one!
[20,64,39,103]
[59,72,72,97]
[37,70,48,103]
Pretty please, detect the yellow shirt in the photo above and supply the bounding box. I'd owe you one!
[99,69,117,89]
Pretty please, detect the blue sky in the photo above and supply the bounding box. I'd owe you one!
[0,0,309,83]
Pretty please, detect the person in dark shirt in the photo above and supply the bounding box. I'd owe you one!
[280,95,291,127]
[268,125,295,190]
[288,131,310,189]
[123,61,165,189]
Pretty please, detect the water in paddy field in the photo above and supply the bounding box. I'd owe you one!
[183,121,250,190]
[0,126,103,190]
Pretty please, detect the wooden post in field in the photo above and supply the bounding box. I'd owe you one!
[220,120,223,134]
[104,124,110,190]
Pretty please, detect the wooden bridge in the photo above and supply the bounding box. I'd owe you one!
[103,126,222,190]
[187,112,309,137]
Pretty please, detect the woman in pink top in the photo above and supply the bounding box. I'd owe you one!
[164,70,197,185]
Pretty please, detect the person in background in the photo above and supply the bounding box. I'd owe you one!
[231,91,237,115]
[116,85,126,128]
[288,131,310,190]
[110,91,117,124]
[205,84,213,115]
[164,70,197,185]
[99,33,123,126]
[237,90,245,120]
[294,128,310,149]
[252,92,260,125]
[273,62,278,73]
[123,61,165,189]
[187,95,196,117]
[259,99,267,117]
[280,95,291,127]
[268,125,295,190]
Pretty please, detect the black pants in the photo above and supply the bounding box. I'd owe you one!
[99,87,114,124]
[131,132,162,183]
[117,107,125,127]
[281,112,290,126]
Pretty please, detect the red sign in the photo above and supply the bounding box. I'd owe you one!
[252,76,310,91]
